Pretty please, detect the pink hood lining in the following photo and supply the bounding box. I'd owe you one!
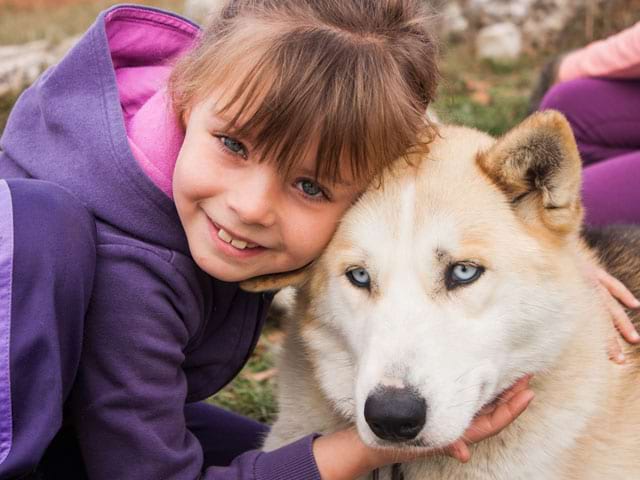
[106,7,197,198]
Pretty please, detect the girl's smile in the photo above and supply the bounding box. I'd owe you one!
[208,219,266,260]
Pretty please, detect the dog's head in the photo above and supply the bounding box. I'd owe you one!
[243,111,588,449]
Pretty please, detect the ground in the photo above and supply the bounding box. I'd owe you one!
[0,0,637,423]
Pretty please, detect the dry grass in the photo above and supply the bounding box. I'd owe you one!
[0,0,185,45]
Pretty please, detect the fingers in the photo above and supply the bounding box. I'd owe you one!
[607,334,625,364]
[592,267,640,348]
[595,267,640,310]
[444,440,470,463]
[606,291,640,345]
[464,388,534,444]
[444,380,534,463]
[499,375,532,401]
[477,375,532,416]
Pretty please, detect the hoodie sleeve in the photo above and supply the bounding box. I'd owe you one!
[558,21,640,81]
[69,244,321,480]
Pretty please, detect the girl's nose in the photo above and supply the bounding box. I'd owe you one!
[227,166,279,227]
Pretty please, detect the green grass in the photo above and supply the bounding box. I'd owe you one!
[207,327,280,423]
[434,45,536,136]
[0,92,18,135]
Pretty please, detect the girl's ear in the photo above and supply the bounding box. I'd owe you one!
[181,107,192,128]
[239,264,311,292]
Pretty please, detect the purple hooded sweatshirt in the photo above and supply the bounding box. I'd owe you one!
[0,5,320,479]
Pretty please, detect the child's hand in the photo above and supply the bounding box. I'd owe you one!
[587,263,640,363]
[442,374,534,463]
[312,376,534,480]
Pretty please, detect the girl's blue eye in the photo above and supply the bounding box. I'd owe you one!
[346,267,371,289]
[447,262,484,289]
[220,136,247,158]
[296,179,326,199]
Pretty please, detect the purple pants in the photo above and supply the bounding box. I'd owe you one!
[540,78,640,226]
[0,179,267,479]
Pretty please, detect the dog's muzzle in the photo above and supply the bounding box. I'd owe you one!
[364,386,427,441]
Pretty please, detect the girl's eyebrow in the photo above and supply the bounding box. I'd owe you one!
[208,107,234,125]
[208,109,258,142]
[297,167,354,188]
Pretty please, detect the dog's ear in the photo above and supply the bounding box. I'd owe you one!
[477,110,583,235]
[239,265,310,292]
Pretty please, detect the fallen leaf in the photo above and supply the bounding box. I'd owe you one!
[471,90,492,105]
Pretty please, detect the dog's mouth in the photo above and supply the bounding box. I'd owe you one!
[370,436,430,449]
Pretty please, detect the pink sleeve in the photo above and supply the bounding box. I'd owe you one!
[558,21,640,81]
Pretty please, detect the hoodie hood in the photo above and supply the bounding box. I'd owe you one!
[0,5,198,254]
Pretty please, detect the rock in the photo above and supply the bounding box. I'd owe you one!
[520,0,577,51]
[442,1,469,36]
[183,0,226,23]
[466,0,534,24]
[0,36,79,98]
[437,0,613,56]
[0,41,53,97]
[476,22,523,61]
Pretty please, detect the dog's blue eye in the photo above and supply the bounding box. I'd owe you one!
[448,262,484,288]
[346,267,370,289]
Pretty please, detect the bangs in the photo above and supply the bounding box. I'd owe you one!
[197,27,433,185]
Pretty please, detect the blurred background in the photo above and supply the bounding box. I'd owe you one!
[1,0,639,422]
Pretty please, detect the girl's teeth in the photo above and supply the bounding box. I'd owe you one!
[218,228,233,243]
[217,228,257,250]
[230,239,248,249]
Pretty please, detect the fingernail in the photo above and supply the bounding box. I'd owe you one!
[632,298,640,308]
[523,390,535,404]
[631,332,640,342]
[617,352,626,363]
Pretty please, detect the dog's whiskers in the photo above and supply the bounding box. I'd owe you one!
[454,365,483,383]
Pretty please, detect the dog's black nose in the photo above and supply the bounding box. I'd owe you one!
[364,386,427,441]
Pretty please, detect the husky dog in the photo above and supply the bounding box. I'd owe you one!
[242,111,640,480]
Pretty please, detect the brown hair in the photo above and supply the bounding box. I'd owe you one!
[169,0,439,184]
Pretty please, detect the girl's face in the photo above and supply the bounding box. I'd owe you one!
[173,92,365,282]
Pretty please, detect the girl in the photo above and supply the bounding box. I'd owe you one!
[0,1,635,479]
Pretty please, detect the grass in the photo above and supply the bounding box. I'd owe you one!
[207,326,281,424]
[0,93,18,136]
[434,45,536,136]
[0,0,185,45]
